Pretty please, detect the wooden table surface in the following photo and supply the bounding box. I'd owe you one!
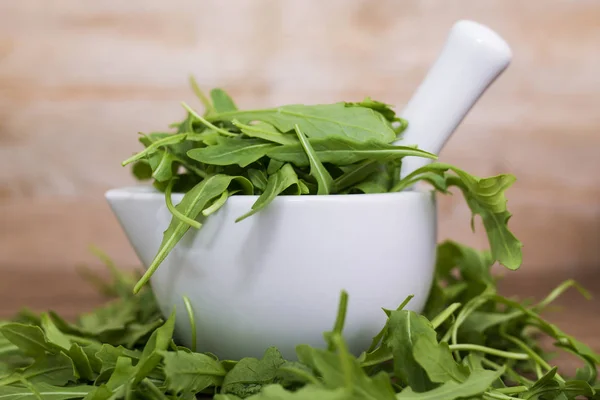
[1,265,599,375]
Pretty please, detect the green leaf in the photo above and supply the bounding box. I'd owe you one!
[68,344,95,382]
[520,367,560,399]
[105,356,135,390]
[187,138,277,168]
[74,301,138,341]
[345,97,400,123]
[412,336,469,384]
[266,159,284,175]
[221,347,286,397]
[133,310,176,384]
[210,88,238,113]
[123,134,187,166]
[0,352,75,387]
[349,167,391,194]
[233,120,298,145]
[134,174,253,293]
[131,160,153,180]
[267,136,435,167]
[40,314,71,351]
[209,102,398,143]
[161,350,226,394]
[296,338,396,399]
[0,382,94,400]
[393,163,523,271]
[236,164,301,222]
[332,160,383,193]
[293,124,334,195]
[242,384,349,399]
[81,385,113,400]
[247,169,268,192]
[189,76,214,115]
[446,172,522,270]
[384,310,436,392]
[396,368,504,399]
[94,345,141,375]
[0,324,59,357]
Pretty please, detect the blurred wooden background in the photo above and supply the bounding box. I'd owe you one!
[1,0,599,289]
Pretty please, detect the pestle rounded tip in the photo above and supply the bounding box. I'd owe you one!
[451,19,513,68]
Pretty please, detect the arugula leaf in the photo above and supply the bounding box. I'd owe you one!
[247,169,268,192]
[236,164,301,222]
[82,384,113,400]
[396,368,504,399]
[293,124,334,195]
[349,167,391,194]
[0,324,59,357]
[0,352,75,387]
[332,160,383,193]
[208,102,398,143]
[266,159,284,175]
[221,347,286,397]
[67,344,94,382]
[210,89,238,113]
[0,382,94,400]
[345,97,400,123]
[105,356,135,391]
[296,337,396,399]
[384,311,436,392]
[160,350,226,394]
[135,174,253,293]
[412,336,469,384]
[233,120,298,145]
[392,163,523,270]
[133,310,176,384]
[94,344,141,375]
[40,314,71,351]
[239,384,349,399]
[267,136,436,167]
[187,138,277,168]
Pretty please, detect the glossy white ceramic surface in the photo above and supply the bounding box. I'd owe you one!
[396,20,512,179]
[105,187,437,359]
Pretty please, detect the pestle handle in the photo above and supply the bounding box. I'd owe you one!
[396,20,512,180]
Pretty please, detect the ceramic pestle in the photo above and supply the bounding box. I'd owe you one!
[395,20,512,180]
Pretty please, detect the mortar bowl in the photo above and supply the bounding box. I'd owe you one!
[105,186,437,360]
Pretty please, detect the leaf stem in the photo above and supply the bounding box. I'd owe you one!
[202,190,229,217]
[182,102,238,137]
[500,332,565,383]
[448,344,529,360]
[431,302,461,329]
[332,291,349,336]
[277,366,321,386]
[483,392,521,400]
[189,75,215,115]
[142,378,169,399]
[165,179,202,229]
[182,295,197,353]
[122,133,187,166]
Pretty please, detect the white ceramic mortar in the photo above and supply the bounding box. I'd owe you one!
[106,20,512,360]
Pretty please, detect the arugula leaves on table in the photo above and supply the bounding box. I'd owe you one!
[1,245,598,399]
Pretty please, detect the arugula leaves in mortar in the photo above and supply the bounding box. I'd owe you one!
[1,244,597,399]
[123,79,523,293]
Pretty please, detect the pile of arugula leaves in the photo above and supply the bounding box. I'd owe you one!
[122,78,522,293]
[1,243,598,399]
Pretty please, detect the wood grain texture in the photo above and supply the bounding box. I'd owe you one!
[1,0,600,274]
